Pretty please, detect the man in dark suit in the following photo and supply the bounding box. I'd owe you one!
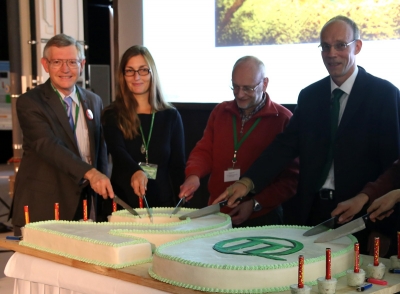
[213,15,400,253]
[10,34,114,235]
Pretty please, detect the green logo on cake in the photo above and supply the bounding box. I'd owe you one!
[213,237,304,261]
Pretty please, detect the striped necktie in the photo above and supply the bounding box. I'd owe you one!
[64,96,75,131]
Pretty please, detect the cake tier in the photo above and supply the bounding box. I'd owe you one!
[20,209,231,268]
[150,226,357,293]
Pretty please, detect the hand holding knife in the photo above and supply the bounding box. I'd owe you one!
[113,195,141,218]
[170,196,186,217]
[313,210,390,243]
[142,194,153,223]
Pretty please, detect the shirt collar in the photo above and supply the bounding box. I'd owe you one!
[60,87,79,105]
[238,93,266,119]
[330,66,358,95]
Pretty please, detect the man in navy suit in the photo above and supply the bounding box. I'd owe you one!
[10,34,114,235]
[213,15,400,253]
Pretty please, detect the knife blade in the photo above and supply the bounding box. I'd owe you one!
[179,197,243,220]
[314,213,369,243]
[113,195,141,218]
[303,215,339,236]
[170,197,186,217]
[142,195,153,223]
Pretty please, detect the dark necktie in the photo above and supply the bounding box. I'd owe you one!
[64,96,75,131]
[317,88,344,189]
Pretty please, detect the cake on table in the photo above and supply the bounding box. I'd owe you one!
[20,208,231,268]
[149,226,357,293]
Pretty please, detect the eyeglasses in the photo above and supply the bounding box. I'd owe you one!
[46,59,81,68]
[124,68,152,77]
[318,40,357,52]
[231,80,263,94]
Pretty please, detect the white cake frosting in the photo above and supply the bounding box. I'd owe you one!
[20,208,231,268]
[149,226,357,293]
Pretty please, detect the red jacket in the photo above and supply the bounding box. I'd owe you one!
[361,159,400,203]
[185,95,299,218]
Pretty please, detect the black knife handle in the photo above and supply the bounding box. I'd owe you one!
[219,197,244,208]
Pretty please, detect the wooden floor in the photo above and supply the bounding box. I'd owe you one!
[0,163,17,294]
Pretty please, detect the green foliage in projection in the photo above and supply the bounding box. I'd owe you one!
[216,0,400,46]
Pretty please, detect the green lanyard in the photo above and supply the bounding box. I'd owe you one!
[139,111,155,164]
[232,115,261,168]
[52,84,80,134]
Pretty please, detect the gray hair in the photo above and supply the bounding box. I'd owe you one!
[43,33,85,60]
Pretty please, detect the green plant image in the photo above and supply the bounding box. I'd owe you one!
[216,0,400,46]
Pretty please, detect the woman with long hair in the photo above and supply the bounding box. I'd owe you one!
[102,45,185,209]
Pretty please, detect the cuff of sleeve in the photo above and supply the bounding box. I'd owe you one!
[236,177,255,195]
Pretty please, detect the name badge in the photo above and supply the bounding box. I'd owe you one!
[139,162,158,180]
[224,169,240,182]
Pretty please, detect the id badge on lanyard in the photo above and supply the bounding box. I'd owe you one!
[224,115,261,182]
[224,169,240,182]
[139,162,158,180]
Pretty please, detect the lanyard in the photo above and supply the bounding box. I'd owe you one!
[52,84,80,134]
[139,111,155,164]
[232,115,261,168]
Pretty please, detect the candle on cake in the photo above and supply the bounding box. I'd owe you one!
[139,197,143,208]
[112,200,117,212]
[346,242,365,286]
[367,237,386,279]
[317,248,337,294]
[290,255,311,293]
[390,231,400,269]
[24,205,30,224]
[83,199,88,221]
[54,203,59,220]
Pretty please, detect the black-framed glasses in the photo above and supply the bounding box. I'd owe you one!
[318,40,357,52]
[124,68,151,77]
[230,80,263,94]
[47,59,81,69]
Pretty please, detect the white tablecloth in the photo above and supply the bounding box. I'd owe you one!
[5,252,167,294]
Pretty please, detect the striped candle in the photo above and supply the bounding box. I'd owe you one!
[298,255,304,288]
[326,248,331,280]
[354,242,360,273]
[374,237,379,266]
[83,199,88,221]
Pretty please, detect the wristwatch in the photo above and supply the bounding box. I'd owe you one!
[252,199,262,212]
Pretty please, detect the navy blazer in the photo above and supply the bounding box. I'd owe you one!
[11,79,108,227]
[245,66,400,225]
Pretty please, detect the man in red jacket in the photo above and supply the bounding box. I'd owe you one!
[179,56,299,227]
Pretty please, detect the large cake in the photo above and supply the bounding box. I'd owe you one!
[149,226,357,293]
[20,208,231,268]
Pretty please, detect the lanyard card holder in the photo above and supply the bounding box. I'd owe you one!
[139,162,158,180]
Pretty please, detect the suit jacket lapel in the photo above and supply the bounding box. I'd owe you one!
[336,67,366,137]
[78,87,96,165]
[43,80,79,150]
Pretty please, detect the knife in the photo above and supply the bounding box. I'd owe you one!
[113,195,141,218]
[170,197,186,218]
[179,197,243,220]
[303,215,339,236]
[142,194,153,223]
[314,213,370,243]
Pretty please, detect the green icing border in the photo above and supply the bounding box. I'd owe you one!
[110,212,231,234]
[150,225,358,293]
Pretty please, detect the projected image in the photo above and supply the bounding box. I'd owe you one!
[216,0,400,47]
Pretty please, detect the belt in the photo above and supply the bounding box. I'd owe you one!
[316,189,335,200]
